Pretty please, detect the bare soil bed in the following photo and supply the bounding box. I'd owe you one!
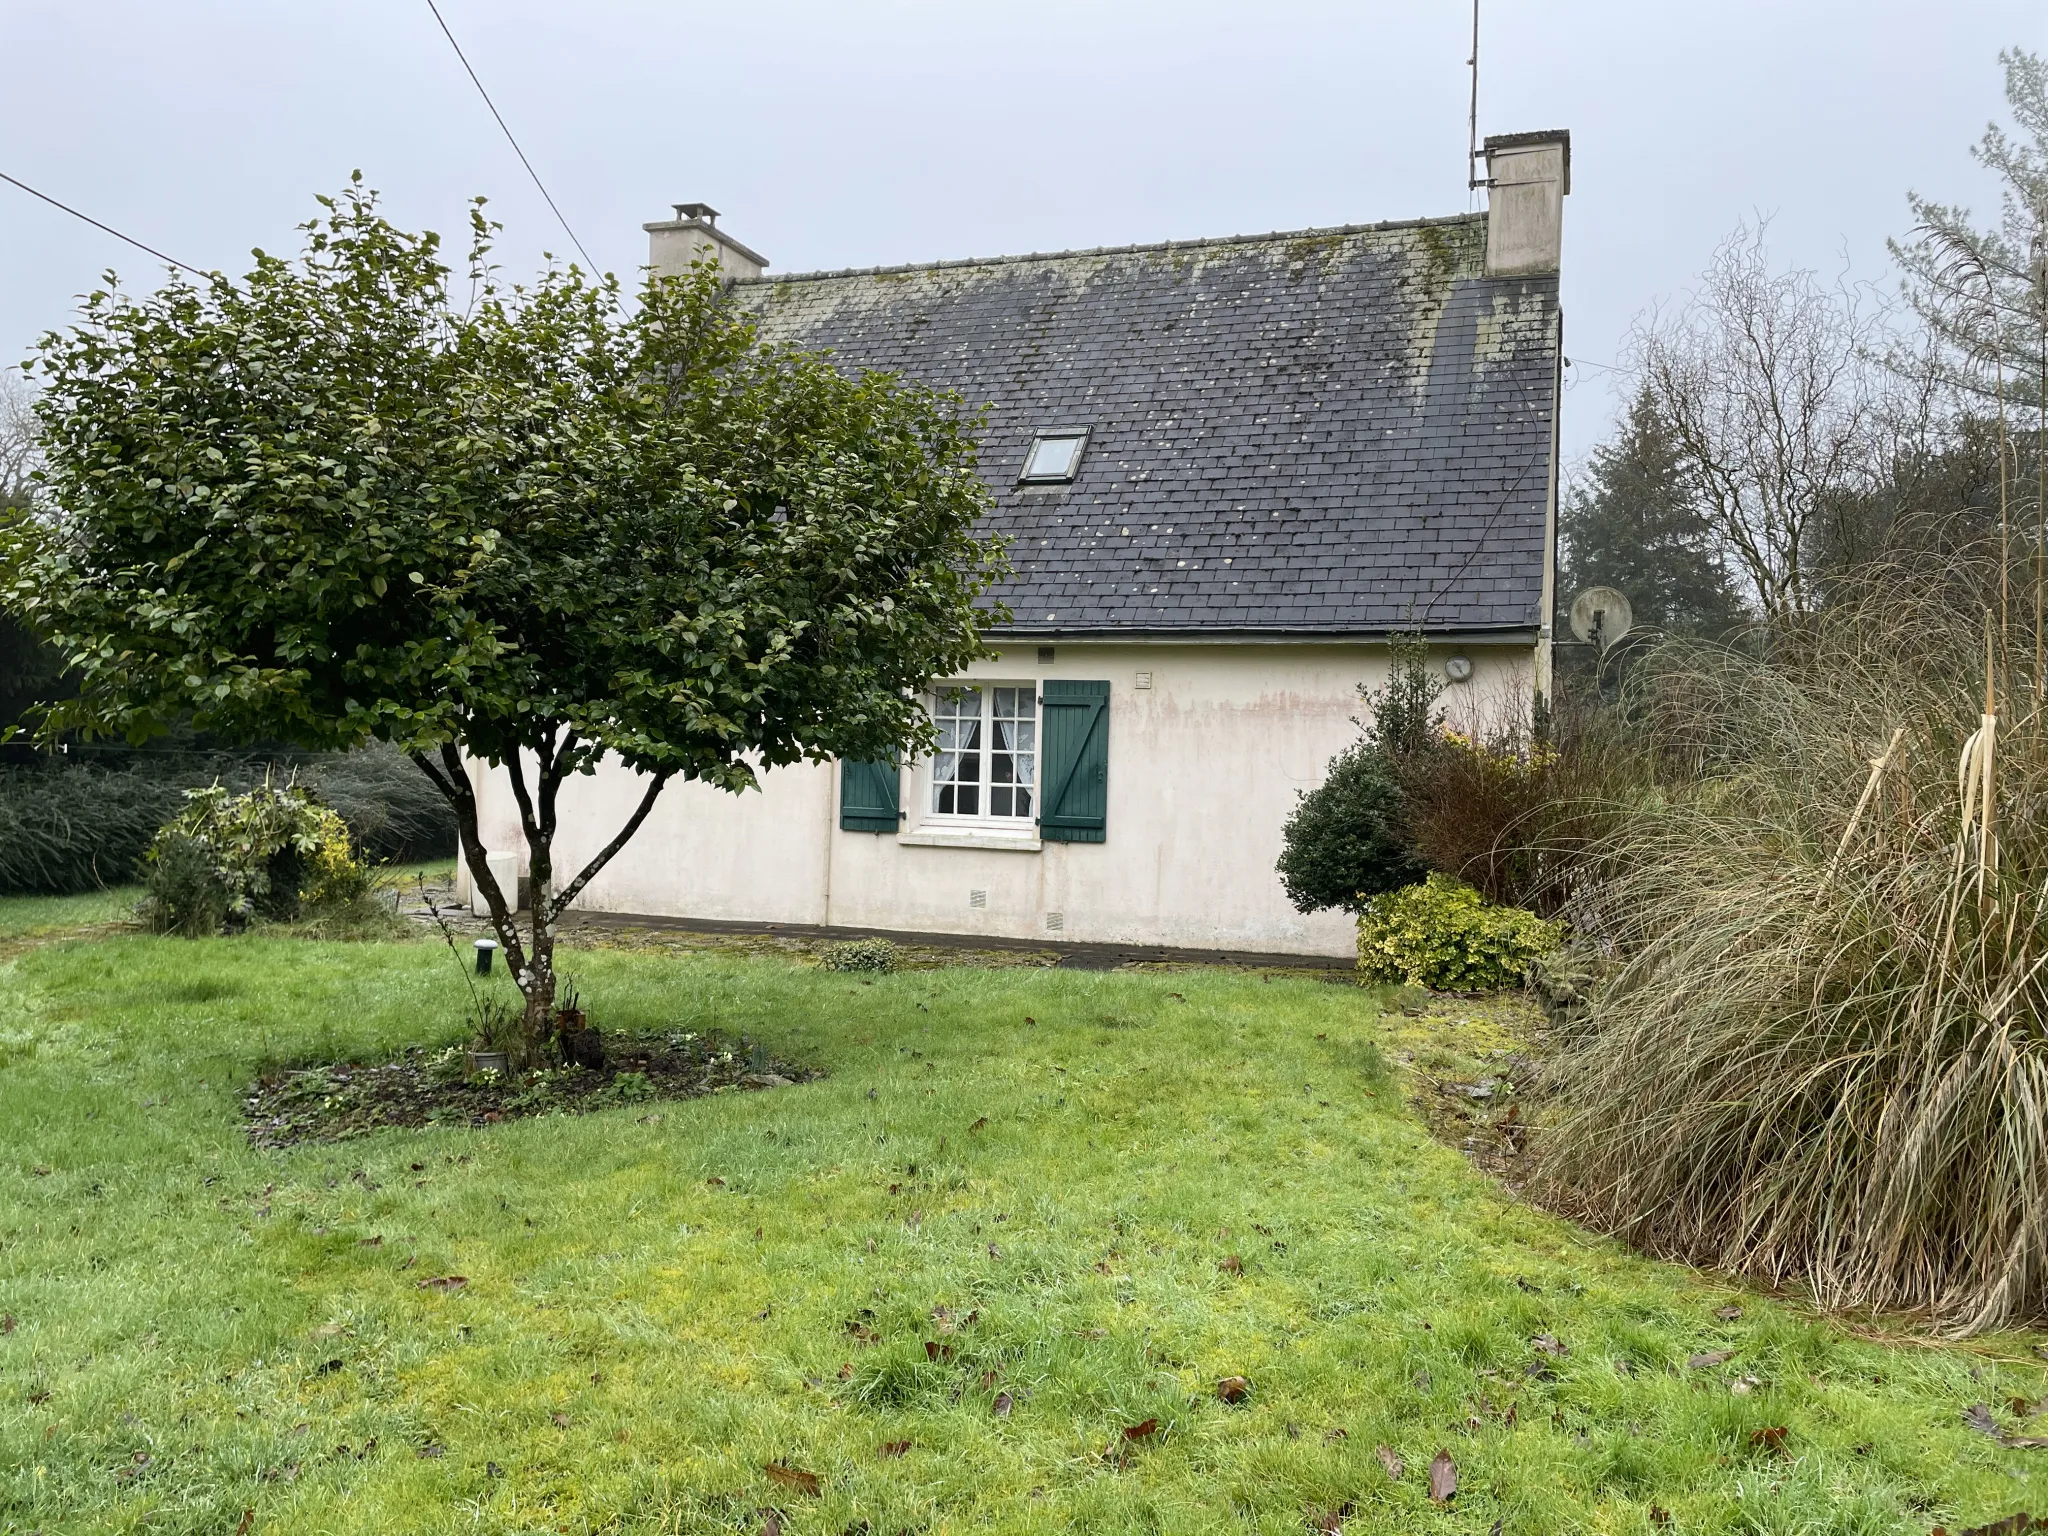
[243,1030,817,1148]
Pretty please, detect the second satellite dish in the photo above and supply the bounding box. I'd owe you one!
[1568,587,1634,652]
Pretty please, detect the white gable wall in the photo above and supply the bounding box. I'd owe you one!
[456,640,1534,959]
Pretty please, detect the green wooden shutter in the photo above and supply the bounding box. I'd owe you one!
[1038,681,1109,843]
[839,755,901,833]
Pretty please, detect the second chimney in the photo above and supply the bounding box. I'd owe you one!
[644,203,769,281]
[1482,131,1570,277]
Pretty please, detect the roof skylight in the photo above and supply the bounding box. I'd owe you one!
[1020,431,1088,484]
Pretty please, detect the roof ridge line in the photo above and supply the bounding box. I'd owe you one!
[739,211,1486,287]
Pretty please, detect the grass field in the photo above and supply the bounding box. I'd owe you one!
[6,919,2048,1534]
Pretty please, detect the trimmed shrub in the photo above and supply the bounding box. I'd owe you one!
[0,764,181,895]
[1355,873,1561,991]
[1277,742,1422,913]
[141,782,370,935]
[821,938,898,974]
[1278,631,1443,915]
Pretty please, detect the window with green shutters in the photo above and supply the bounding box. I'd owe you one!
[1037,680,1109,842]
[838,755,901,832]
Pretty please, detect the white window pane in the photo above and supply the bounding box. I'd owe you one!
[1025,436,1083,480]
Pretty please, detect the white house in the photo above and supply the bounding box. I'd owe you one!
[457,132,1569,960]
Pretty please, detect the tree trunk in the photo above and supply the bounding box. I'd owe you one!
[518,903,558,1067]
[412,736,673,1069]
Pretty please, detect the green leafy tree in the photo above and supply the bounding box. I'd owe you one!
[1559,387,1745,639]
[3,184,1005,1059]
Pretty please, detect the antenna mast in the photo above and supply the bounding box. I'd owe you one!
[1466,0,1484,191]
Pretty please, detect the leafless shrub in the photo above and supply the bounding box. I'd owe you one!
[1631,224,1885,620]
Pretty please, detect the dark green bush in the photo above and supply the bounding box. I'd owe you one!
[1277,634,1441,915]
[140,829,232,936]
[1276,742,1422,914]
[0,764,181,895]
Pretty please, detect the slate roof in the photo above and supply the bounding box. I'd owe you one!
[733,212,1558,637]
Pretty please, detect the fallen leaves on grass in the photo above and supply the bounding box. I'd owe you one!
[763,1462,821,1496]
[551,1413,571,1429]
[1964,1404,2048,1449]
[993,1392,1014,1417]
[878,1440,910,1459]
[1714,1304,1744,1321]
[1531,1333,1568,1357]
[1933,1516,2048,1535]
[1216,1376,1251,1404]
[1428,1448,1457,1503]
[418,1276,467,1292]
[1749,1425,1789,1453]
[1306,1501,1355,1531]
[1374,1443,1404,1479]
[1124,1418,1159,1442]
[969,1116,988,1132]
[1687,1348,1735,1370]
[1217,1255,1243,1275]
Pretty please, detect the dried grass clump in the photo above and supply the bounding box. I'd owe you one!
[1537,555,2048,1333]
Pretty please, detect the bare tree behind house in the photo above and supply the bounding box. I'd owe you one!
[1632,224,1882,619]
[0,370,39,510]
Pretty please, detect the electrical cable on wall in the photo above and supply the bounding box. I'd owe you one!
[422,0,596,272]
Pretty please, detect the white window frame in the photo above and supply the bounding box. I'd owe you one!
[902,682,1043,850]
[1017,429,1090,485]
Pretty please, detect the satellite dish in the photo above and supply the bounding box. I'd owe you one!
[1568,586,1634,651]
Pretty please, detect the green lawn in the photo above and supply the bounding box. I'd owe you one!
[0,885,142,942]
[5,924,2048,1534]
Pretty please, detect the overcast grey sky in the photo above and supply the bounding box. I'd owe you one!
[2,1,2041,461]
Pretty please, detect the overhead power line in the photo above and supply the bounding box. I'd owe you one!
[422,0,596,272]
[0,170,209,278]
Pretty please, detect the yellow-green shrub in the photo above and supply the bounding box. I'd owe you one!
[142,782,370,935]
[1355,873,1561,990]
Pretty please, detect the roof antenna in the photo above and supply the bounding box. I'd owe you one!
[1466,0,1485,194]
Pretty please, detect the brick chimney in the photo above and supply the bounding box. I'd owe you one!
[644,203,769,281]
[1481,131,1569,277]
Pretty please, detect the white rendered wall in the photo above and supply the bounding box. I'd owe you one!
[458,640,1534,958]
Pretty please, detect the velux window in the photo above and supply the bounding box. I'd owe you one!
[1019,431,1088,484]
[931,686,1037,821]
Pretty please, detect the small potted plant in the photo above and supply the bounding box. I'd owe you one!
[466,997,515,1077]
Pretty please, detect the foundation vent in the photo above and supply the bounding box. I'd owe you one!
[969,889,987,909]
[1045,911,1065,932]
